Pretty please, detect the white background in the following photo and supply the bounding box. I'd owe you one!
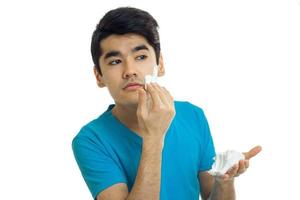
[0,0,299,199]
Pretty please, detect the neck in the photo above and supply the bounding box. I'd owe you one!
[111,103,140,131]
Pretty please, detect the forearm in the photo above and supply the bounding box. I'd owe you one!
[208,179,235,200]
[126,137,163,200]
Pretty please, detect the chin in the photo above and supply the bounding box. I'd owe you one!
[116,92,139,107]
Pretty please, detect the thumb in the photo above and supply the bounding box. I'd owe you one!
[243,145,262,160]
[137,89,147,118]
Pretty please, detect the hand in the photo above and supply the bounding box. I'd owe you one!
[137,83,175,141]
[216,145,262,182]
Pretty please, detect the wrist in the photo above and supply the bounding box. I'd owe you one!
[215,177,235,188]
[143,136,164,150]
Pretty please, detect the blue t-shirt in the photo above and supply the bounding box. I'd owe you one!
[72,101,216,200]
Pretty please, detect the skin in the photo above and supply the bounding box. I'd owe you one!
[93,33,262,200]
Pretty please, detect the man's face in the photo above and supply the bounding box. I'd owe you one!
[95,33,164,107]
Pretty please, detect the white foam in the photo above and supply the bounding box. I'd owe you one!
[144,65,159,86]
[208,150,245,176]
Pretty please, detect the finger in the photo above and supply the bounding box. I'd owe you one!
[137,88,147,117]
[217,174,230,181]
[243,145,262,160]
[160,86,176,114]
[245,160,249,169]
[236,160,246,175]
[160,87,175,111]
[147,83,163,108]
[226,164,239,178]
[152,83,169,106]
[161,86,174,104]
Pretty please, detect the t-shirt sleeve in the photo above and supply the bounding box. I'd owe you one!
[72,129,127,199]
[189,103,216,172]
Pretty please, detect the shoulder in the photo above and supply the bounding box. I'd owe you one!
[72,113,111,151]
[174,100,205,118]
[174,100,204,110]
[173,100,210,139]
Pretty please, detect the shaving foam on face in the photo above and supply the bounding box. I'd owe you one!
[208,150,245,176]
[145,65,159,88]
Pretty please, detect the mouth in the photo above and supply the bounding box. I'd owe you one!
[123,83,144,90]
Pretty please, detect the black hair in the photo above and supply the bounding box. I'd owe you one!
[91,7,160,75]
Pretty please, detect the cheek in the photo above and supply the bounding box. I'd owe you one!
[139,61,156,74]
[104,76,122,95]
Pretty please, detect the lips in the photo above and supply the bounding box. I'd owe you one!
[123,82,143,90]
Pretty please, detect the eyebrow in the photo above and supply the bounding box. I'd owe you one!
[103,44,149,60]
[132,44,149,52]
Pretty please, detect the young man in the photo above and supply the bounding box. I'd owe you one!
[72,7,261,200]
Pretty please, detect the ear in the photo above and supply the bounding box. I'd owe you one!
[158,53,165,77]
[93,67,106,88]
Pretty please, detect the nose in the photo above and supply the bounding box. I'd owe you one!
[123,62,138,79]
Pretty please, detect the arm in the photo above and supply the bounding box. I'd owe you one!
[97,83,175,200]
[208,179,235,200]
[126,136,164,200]
[199,172,235,200]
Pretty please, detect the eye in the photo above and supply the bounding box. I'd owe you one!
[136,55,147,60]
[108,59,121,65]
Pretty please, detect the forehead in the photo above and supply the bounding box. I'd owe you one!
[100,33,153,55]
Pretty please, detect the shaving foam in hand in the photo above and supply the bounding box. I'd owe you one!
[145,65,158,84]
[208,150,245,176]
[145,65,159,87]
